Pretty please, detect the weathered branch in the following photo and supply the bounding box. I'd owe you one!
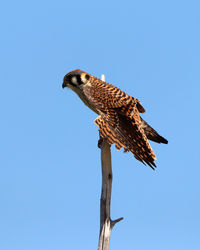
[97,75,123,250]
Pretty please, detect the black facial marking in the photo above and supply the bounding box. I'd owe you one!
[76,75,83,85]
[69,75,83,86]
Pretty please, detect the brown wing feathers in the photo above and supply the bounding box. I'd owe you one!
[95,107,157,169]
[95,116,123,150]
[85,76,166,169]
[110,109,156,169]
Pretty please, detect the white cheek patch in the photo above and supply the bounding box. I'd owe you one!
[71,76,78,85]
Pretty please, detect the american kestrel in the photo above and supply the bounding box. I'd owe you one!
[62,70,168,169]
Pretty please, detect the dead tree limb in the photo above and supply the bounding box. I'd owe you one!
[97,74,123,250]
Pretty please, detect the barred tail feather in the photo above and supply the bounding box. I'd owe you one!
[140,118,168,144]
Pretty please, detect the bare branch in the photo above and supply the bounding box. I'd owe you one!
[98,74,123,250]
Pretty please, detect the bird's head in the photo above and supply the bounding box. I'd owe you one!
[62,69,99,114]
[62,69,91,89]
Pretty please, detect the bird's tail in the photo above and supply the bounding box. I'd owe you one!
[140,118,168,144]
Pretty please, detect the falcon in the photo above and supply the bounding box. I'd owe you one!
[62,69,168,169]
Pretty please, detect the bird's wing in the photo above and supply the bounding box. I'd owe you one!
[112,109,156,169]
[95,110,156,169]
[85,80,156,169]
[84,80,145,113]
[95,116,123,150]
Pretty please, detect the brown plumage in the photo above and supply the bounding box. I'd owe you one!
[62,69,168,170]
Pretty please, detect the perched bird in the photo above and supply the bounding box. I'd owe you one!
[62,69,168,170]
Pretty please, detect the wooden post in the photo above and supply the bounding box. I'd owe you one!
[98,74,123,250]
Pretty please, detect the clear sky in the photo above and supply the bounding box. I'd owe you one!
[1,0,200,250]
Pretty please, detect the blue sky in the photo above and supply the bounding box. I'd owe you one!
[1,0,200,249]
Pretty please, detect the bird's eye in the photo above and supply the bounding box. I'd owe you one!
[85,74,90,80]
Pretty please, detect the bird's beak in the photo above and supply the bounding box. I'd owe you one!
[62,82,67,88]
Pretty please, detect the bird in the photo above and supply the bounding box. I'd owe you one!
[62,69,168,170]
